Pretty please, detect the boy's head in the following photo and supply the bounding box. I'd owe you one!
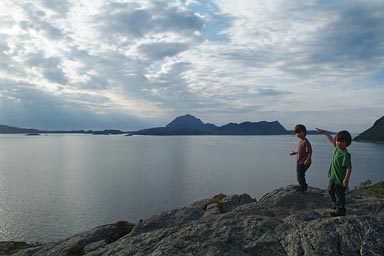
[335,130,352,147]
[294,124,307,135]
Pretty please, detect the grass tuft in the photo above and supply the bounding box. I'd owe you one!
[203,193,227,211]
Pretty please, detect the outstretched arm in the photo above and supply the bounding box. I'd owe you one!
[316,128,335,146]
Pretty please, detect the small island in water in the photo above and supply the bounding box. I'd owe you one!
[5,181,384,255]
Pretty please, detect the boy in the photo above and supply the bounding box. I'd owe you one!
[317,128,352,217]
[290,124,312,192]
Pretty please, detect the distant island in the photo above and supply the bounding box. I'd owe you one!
[0,114,290,135]
[1,114,383,138]
[354,116,384,143]
[0,124,127,135]
[133,114,290,135]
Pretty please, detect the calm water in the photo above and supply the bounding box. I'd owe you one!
[0,134,383,242]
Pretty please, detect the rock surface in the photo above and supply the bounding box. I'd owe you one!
[13,183,384,256]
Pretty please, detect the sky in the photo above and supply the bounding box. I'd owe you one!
[0,0,383,132]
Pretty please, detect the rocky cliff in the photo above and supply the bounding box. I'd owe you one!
[354,116,384,142]
[11,182,384,256]
[0,124,41,134]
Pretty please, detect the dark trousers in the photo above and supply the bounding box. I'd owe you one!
[296,164,310,188]
[328,180,346,213]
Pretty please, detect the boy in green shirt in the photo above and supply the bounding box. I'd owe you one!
[317,128,352,217]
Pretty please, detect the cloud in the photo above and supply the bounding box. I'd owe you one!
[214,0,384,79]
[95,1,205,39]
[309,3,384,64]
[254,87,291,96]
[20,2,66,40]
[0,79,154,130]
[139,42,188,60]
[0,0,383,132]
[40,0,72,17]
[26,51,68,84]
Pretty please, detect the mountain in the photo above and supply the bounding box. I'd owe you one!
[133,114,289,135]
[0,124,126,135]
[214,121,289,135]
[0,124,41,134]
[165,114,217,132]
[134,114,217,135]
[354,116,384,142]
[1,114,289,136]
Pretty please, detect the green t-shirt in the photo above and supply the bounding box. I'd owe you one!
[328,147,352,185]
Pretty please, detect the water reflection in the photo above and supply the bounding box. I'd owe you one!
[0,134,382,242]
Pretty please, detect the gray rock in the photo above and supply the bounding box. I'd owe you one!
[14,183,384,256]
[84,240,106,254]
[13,221,134,256]
[0,241,35,255]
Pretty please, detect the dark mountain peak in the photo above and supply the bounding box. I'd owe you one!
[215,120,289,135]
[373,116,384,126]
[0,124,41,134]
[165,114,217,131]
[166,114,202,128]
[354,116,384,142]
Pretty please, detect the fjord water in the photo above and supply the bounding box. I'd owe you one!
[0,134,383,242]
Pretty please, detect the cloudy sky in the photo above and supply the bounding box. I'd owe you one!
[0,0,383,132]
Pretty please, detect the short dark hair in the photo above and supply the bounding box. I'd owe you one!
[335,130,352,146]
[294,124,307,135]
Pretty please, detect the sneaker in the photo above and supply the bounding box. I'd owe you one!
[295,186,306,193]
[297,185,308,191]
[330,210,346,217]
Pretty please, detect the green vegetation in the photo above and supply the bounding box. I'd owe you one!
[113,221,135,237]
[203,193,227,212]
[111,220,135,243]
[366,182,384,198]
[353,179,384,199]
[355,179,372,189]
[104,221,135,244]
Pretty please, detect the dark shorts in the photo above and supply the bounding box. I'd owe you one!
[328,180,346,212]
[296,163,310,188]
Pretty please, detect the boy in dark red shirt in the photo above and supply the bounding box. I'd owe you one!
[290,124,312,192]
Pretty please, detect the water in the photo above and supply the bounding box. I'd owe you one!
[0,134,383,243]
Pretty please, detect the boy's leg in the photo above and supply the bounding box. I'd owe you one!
[334,184,346,215]
[296,164,308,191]
[328,180,337,208]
